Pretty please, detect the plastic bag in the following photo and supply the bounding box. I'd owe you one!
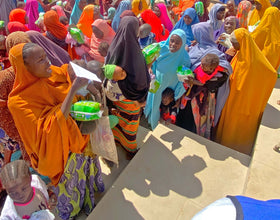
[142,43,161,64]
[70,27,85,44]
[0,21,5,29]
[195,1,204,16]
[177,65,194,82]
[90,116,118,164]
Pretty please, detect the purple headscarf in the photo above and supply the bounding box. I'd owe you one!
[25,0,40,31]
[156,3,173,32]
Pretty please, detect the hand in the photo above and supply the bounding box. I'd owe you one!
[191,40,197,46]
[48,193,57,210]
[147,57,157,69]
[161,24,166,36]
[184,76,194,86]
[72,77,89,91]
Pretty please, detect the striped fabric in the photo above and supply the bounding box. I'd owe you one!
[112,100,141,153]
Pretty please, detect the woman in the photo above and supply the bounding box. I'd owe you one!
[236,0,252,28]
[51,5,67,18]
[44,10,68,50]
[251,7,280,70]
[215,28,277,155]
[144,29,191,130]
[172,0,195,19]
[7,22,29,33]
[141,9,170,42]
[9,8,29,25]
[24,0,40,31]
[196,0,210,22]
[153,3,174,32]
[172,8,199,46]
[77,5,101,38]
[132,0,148,16]
[208,3,226,31]
[248,0,271,26]
[69,0,87,25]
[214,16,239,62]
[106,16,150,154]
[89,19,115,63]
[111,0,132,32]
[176,22,232,137]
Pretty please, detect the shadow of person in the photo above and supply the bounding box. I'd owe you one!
[261,103,280,129]
[160,127,185,151]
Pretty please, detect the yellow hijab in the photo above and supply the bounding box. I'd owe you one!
[131,0,148,16]
[8,43,88,185]
[215,28,277,155]
[251,7,280,70]
[248,0,271,26]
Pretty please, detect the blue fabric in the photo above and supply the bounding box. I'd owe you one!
[70,0,82,25]
[207,3,224,31]
[111,0,131,32]
[172,8,199,46]
[38,2,44,13]
[139,33,156,49]
[234,196,280,220]
[144,29,191,130]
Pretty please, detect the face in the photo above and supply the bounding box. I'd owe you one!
[79,0,87,11]
[183,15,193,25]
[0,39,5,50]
[162,95,173,106]
[224,18,236,34]
[93,7,101,20]
[227,1,234,12]
[216,9,225,20]
[255,1,262,10]
[92,26,104,39]
[113,66,127,81]
[153,6,161,17]
[201,63,217,74]
[5,176,33,204]
[169,34,182,53]
[24,46,52,78]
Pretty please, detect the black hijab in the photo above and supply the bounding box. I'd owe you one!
[106,16,150,103]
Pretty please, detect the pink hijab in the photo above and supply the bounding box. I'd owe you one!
[24,0,40,31]
[52,5,66,17]
[156,3,173,32]
[89,19,115,63]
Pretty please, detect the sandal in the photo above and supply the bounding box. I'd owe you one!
[273,145,280,153]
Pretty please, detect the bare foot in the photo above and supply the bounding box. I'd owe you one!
[273,145,280,153]
[277,100,280,105]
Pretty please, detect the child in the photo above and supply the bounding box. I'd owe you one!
[0,35,10,70]
[59,16,69,27]
[17,1,26,9]
[98,41,109,59]
[225,0,237,18]
[160,88,178,124]
[138,23,156,49]
[0,160,56,219]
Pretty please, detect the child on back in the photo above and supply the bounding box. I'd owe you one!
[160,88,178,124]
[0,160,56,219]
[138,23,156,49]
[225,0,237,18]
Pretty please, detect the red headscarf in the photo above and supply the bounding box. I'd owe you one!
[141,9,169,42]
[44,10,67,40]
[7,22,29,33]
[9,9,27,24]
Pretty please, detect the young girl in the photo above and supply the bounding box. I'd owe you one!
[0,160,56,219]
[160,88,178,124]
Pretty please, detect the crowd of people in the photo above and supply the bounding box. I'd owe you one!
[0,0,279,219]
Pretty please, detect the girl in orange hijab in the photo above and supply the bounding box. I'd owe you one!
[44,10,68,49]
[77,5,101,38]
[89,19,115,63]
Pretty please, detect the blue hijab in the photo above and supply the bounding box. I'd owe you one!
[69,0,82,25]
[172,8,199,46]
[144,29,191,130]
[111,0,131,32]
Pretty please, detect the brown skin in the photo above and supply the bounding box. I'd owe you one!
[201,63,218,75]
[255,1,262,10]
[216,10,225,20]
[79,0,87,10]
[183,15,193,25]
[226,1,235,12]
[169,34,182,53]
[92,26,104,39]
[224,17,236,34]
[93,7,101,20]
[153,6,161,17]
[113,66,127,81]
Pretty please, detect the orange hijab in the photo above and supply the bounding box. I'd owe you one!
[44,10,68,40]
[8,43,88,185]
[89,19,115,63]
[77,4,96,38]
[9,9,27,24]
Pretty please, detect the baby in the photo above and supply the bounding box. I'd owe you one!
[0,160,56,219]
[160,88,177,124]
[138,23,156,49]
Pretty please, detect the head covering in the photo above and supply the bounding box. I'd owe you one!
[106,16,150,103]
[131,0,148,16]
[144,29,191,130]
[208,3,225,31]
[24,0,40,31]
[51,5,66,18]
[7,21,29,33]
[172,0,195,17]
[77,5,98,38]
[69,0,82,25]
[237,0,252,28]
[6,31,31,53]
[0,0,16,26]
[9,9,26,24]
[8,43,87,185]
[107,7,116,20]
[248,0,271,26]
[103,64,116,79]
[141,9,170,42]
[111,0,132,32]
[197,0,209,22]
[189,22,233,125]
[172,8,199,46]
[156,3,173,32]
[120,10,136,18]
[215,28,277,154]
[89,19,116,63]
[251,7,280,70]
[27,31,71,66]
[214,16,239,41]
[44,10,68,40]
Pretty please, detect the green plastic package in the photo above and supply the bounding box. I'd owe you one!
[177,66,194,82]
[149,78,161,93]
[142,43,161,64]
[195,2,204,16]
[70,27,85,44]
[0,21,4,29]
[70,101,102,121]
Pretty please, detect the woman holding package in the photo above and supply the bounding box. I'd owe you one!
[215,28,277,155]
[8,43,104,219]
